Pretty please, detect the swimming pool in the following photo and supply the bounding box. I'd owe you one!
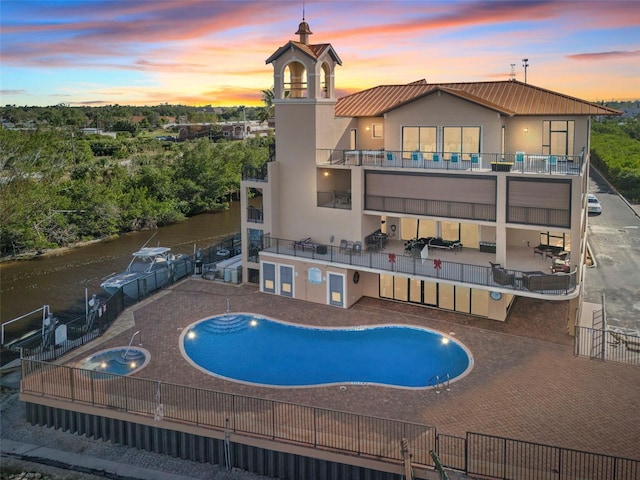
[77,347,150,378]
[180,313,473,388]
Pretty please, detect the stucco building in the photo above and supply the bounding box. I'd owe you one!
[240,20,620,328]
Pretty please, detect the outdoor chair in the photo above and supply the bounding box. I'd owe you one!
[339,239,348,253]
[490,262,515,287]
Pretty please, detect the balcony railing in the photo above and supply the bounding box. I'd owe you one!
[366,195,496,221]
[242,164,269,181]
[260,235,577,296]
[317,149,585,176]
[247,205,263,223]
[317,190,351,209]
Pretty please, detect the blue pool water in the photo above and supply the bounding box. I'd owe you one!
[77,347,150,378]
[181,314,473,388]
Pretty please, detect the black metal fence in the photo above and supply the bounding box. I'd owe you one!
[21,359,639,479]
[575,327,640,366]
[5,234,241,362]
[20,359,436,467]
[465,432,638,480]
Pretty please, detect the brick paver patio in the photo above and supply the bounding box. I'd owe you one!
[64,278,640,461]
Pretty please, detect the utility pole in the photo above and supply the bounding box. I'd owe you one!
[522,58,529,84]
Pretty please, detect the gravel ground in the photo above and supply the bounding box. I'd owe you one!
[1,385,276,480]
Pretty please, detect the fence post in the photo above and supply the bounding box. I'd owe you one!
[601,292,606,361]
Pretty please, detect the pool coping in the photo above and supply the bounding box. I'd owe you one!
[179,312,474,390]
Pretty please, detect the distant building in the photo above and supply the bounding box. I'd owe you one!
[80,128,117,138]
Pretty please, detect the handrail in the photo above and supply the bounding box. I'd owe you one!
[316,148,584,176]
[261,235,578,296]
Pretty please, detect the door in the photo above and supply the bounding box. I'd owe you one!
[279,265,293,297]
[328,273,345,307]
[262,262,276,294]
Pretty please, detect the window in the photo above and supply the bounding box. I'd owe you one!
[372,123,383,138]
[542,120,574,156]
[443,126,480,160]
[402,127,436,159]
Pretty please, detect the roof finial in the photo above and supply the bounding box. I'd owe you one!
[295,4,312,45]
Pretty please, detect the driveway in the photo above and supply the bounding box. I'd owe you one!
[585,167,640,333]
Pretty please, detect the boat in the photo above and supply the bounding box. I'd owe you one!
[100,246,189,299]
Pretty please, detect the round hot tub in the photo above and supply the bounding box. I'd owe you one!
[77,347,150,378]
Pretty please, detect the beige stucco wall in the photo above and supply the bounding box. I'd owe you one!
[503,116,590,156]
[383,92,504,153]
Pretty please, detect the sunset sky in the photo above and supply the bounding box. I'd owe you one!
[1,0,638,107]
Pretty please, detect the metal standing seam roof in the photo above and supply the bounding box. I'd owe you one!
[334,80,621,118]
[265,41,343,65]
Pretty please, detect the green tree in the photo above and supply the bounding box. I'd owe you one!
[257,88,274,123]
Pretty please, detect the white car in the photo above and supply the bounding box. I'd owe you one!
[587,193,602,214]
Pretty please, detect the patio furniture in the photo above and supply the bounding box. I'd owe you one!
[551,262,570,274]
[522,271,570,292]
[490,262,515,287]
[533,244,547,258]
[479,241,496,253]
[491,162,513,172]
[293,237,320,252]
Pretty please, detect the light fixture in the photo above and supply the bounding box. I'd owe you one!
[324,171,329,177]
[524,127,529,133]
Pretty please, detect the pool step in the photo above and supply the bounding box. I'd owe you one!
[201,315,249,334]
[120,349,146,363]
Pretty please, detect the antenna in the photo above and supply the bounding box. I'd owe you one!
[510,63,516,81]
[302,1,305,20]
[522,58,529,84]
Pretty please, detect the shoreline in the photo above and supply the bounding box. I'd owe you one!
[0,236,118,265]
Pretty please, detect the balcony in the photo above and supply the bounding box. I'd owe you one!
[247,205,264,223]
[317,149,585,176]
[259,235,578,297]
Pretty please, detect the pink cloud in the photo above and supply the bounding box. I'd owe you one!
[567,50,640,61]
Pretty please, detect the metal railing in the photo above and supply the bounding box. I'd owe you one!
[246,205,264,223]
[4,234,241,361]
[261,235,578,296]
[20,359,436,467]
[465,432,637,480]
[575,327,640,366]
[21,359,639,479]
[316,149,585,176]
[366,195,496,222]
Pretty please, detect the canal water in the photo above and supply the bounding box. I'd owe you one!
[0,203,241,338]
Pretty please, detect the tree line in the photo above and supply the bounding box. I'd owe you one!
[591,114,640,203]
[0,103,267,134]
[0,127,270,258]
[1,101,636,258]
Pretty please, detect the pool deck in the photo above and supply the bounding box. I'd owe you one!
[61,278,640,461]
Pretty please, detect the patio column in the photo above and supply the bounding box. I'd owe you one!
[495,174,508,264]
